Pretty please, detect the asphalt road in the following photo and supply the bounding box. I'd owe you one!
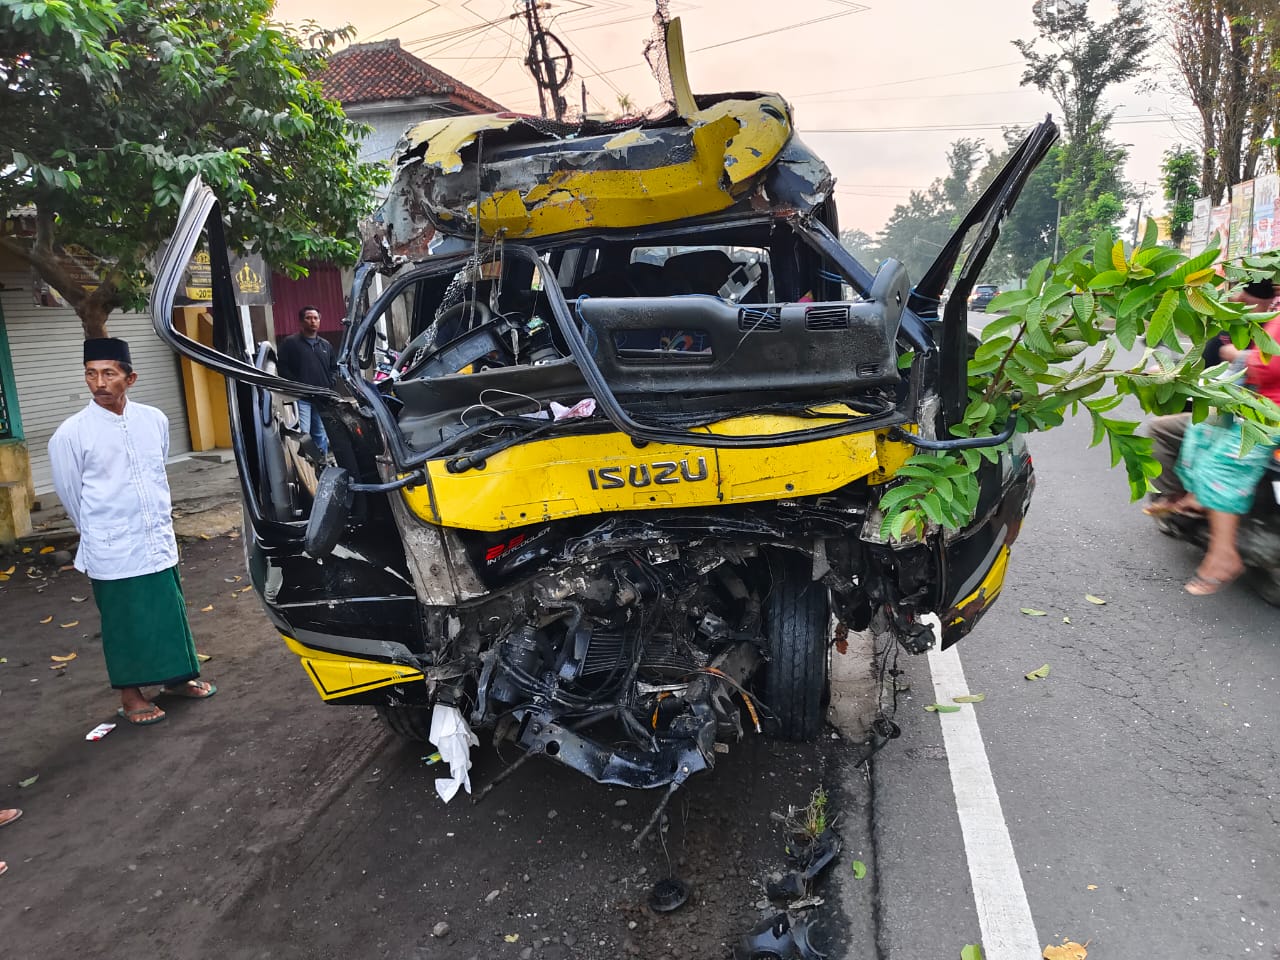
[872,405,1280,959]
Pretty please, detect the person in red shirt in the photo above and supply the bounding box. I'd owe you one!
[1174,278,1280,595]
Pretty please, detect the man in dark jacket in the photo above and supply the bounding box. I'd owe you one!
[276,305,337,454]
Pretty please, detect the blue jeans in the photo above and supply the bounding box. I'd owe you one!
[297,400,329,455]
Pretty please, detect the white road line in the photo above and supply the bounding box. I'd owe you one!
[927,641,1041,960]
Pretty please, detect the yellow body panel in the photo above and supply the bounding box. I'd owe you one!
[402,411,917,532]
[469,99,790,238]
[401,95,792,240]
[281,635,423,702]
[947,544,1011,627]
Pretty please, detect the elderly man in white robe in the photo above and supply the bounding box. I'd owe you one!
[49,337,216,725]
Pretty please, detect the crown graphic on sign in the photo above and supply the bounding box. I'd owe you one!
[236,262,264,294]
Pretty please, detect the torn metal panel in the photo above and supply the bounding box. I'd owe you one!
[369,93,804,254]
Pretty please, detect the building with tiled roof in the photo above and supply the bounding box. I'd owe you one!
[320,37,504,119]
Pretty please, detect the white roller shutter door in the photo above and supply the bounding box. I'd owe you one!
[1,272,192,493]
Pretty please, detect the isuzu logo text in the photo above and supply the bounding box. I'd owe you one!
[587,456,709,490]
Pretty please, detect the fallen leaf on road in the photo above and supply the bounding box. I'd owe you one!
[18,775,38,788]
[952,693,986,703]
[51,662,67,671]
[21,547,32,554]
[504,934,520,943]
[1085,594,1106,605]
[1043,942,1088,960]
[224,577,237,583]
[60,620,80,629]
[961,946,984,960]
[1020,607,1047,617]
[0,574,9,582]
[1,565,14,575]
[925,704,962,713]
[851,859,867,879]
[198,534,211,540]
[71,595,86,602]
[50,653,77,662]
[59,564,74,571]
[1025,664,1051,681]
[39,616,52,624]
[39,546,54,554]
[200,604,213,612]
[196,653,212,663]
[239,585,252,593]
[1086,884,1097,891]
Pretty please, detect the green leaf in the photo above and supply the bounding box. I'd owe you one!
[1141,217,1159,249]
[925,704,962,713]
[1020,608,1047,617]
[851,860,867,880]
[18,775,38,788]
[1146,289,1178,347]
[1118,284,1158,318]
[952,693,986,703]
[1088,270,1126,290]
[986,289,1035,312]
[1026,257,1050,297]
[1071,290,1095,324]
[1024,664,1051,680]
[961,945,985,960]
[1085,594,1106,605]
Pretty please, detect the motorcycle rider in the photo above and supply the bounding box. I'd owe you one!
[1143,278,1278,517]
[1161,277,1280,595]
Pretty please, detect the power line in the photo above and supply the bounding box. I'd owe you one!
[801,114,1193,134]
[363,2,442,42]
[789,62,1025,100]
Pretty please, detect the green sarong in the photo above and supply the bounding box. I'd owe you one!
[91,565,200,689]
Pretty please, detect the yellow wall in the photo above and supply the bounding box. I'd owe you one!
[0,439,33,542]
[174,307,232,451]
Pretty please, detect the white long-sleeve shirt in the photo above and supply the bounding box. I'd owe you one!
[48,399,179,580]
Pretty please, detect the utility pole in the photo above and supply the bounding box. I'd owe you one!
[520,0,573,121]
[1131,181,1148,246]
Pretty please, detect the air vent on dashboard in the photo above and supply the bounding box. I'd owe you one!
[738,307,782,332]
[805,305,850,330]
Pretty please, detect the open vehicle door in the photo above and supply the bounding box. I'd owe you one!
[899,117,1058,647]
[149,178,344,543]
[909,117,1059,426]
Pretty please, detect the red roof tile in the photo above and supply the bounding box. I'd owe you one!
[320,38,506,114]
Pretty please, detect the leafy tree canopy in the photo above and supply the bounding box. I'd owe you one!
[1160,146,1202,246]
[0,0,387,337]
[1014,0,1150,251]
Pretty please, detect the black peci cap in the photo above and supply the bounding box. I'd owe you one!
[83,338,132,365]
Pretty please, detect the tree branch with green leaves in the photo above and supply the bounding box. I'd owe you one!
[880,225,1280,541]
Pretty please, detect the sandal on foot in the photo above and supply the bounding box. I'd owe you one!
[1184,573,1240,596]
[160,680,216,700]
[0,809,21,829]
[117,704,166,725]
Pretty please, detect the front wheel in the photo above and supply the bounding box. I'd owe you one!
[762,551,831,741]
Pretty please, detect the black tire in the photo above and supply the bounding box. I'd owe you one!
[763,551,831,741]
[375,704,434,742]
[1245,569,1280,608]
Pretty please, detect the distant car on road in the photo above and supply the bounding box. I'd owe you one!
[969,283,1001,311]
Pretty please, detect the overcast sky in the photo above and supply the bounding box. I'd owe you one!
[273,0,1194,235]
